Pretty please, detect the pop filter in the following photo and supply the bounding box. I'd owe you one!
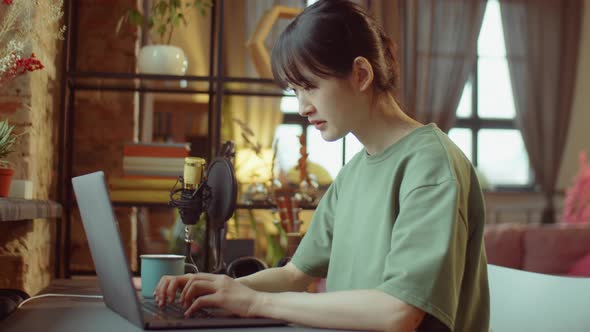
[204,157,237,230]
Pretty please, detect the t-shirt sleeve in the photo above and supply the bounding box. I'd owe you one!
[289,181,338,278]
[376,178,468,331]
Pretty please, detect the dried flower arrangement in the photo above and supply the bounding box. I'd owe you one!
[562,151,590,224]
[0,0,65,84]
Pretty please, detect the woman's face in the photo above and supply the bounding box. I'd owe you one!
[292,73,361,142]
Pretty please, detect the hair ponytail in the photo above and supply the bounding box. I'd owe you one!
[378,31,399,92]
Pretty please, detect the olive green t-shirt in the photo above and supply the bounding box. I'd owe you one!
[291,123,490,332]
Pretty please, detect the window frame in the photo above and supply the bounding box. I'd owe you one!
[453,62,535,192]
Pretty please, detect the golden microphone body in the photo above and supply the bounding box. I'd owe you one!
[183,157,206,189]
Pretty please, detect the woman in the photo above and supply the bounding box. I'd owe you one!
[155,1,490,331]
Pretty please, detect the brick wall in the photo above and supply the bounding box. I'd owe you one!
[0,0,139,294]
[0,0,62,295]
[0,220,53,294]
[69,0,138,272]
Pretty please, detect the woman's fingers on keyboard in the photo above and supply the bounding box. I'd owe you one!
[179,274,214,303]
[181,280,215,308]
[154,276,171,304]
[185,293,221,318]
[154,275,188,307]
[165,277,187,305]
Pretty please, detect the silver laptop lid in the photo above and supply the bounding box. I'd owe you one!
[72,171,145,328]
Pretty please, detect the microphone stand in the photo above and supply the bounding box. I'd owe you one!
[170,176,228,274]
[211,226,227,274]
[170,177,208,273]
[170,151,236,275]
[183,225,199,272]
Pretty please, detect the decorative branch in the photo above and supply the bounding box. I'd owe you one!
[271,137,279,183]
[233,118,262,155]
[296,134,309,183]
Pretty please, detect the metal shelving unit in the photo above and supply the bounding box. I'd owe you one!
[56,0,311,278]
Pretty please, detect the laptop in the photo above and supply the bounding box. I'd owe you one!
[72,171,287,329]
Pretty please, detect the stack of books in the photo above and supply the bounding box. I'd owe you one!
[123,142,189,177]
[109,142,190,203]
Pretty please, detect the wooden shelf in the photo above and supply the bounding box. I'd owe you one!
[0,198,62,222]
[237,202,317,210]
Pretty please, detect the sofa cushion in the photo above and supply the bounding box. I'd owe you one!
[484,223,527,269]
[568,252,590,277]
[523,224,590,274]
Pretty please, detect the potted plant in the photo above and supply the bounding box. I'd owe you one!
[117,0,212,76]
[0,120,18,197]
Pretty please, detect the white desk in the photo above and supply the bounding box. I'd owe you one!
[2,277,345,332]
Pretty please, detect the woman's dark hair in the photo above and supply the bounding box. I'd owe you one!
[271,0,399,93]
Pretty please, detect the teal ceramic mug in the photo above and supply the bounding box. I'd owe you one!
[140,254,198,298]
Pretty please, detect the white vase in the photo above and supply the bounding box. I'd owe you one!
[137,45,188,76]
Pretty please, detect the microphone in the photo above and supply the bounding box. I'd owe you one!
[169,157,208,225]
[168,151,238,274]
[183,157,202,190]
[168,157,209,273]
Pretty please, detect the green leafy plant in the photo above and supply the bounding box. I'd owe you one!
[117,0,212,45]
[0,120,18,168]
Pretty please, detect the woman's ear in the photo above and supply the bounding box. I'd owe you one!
[351,56,374,92]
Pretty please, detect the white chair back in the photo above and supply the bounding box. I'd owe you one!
[488,264,590,332]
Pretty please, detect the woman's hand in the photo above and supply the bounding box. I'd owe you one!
[153,273,191,306]
[154,273,261,318]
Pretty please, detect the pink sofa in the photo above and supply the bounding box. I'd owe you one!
[484,223,590,276]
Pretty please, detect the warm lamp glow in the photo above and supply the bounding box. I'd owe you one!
[235,148,274,184]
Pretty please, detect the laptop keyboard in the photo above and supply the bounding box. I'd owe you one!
[142,300,214,319]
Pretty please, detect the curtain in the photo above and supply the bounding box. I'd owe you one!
[400,0,486,132]
[173,3,212,89]
[500,0,583,223]
[366,0,402,99]
[368,0,402,43]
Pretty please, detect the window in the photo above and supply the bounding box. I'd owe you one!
[448,0,532,189]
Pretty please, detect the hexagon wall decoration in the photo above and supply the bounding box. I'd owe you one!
[246,5,303,79]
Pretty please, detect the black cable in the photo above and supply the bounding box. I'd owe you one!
[185,234,199,273]
[169,177,197,209]
[168,176,211,212]
[168,176,210,273]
